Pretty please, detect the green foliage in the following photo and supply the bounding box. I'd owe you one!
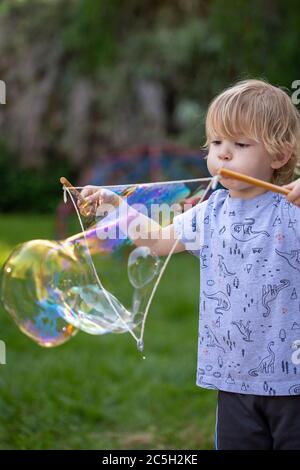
[63,0,122,75]
[0,0,300,210]
[208,0,300,88]
[124,18,220,86]
[0,140,72,213]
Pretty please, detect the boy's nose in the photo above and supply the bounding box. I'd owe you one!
[218,152,232,161]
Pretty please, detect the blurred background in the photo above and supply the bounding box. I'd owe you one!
[0,0,299,450]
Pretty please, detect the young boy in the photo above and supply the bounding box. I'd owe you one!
[81,79,300,449]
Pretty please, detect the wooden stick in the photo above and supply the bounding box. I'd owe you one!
[60,177,86,202]
[60,176,94,217]
[218,168,290,196]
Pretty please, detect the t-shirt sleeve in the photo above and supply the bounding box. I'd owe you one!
[173,200,207,257]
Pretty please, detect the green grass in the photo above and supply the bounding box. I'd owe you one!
[0,214,216,449]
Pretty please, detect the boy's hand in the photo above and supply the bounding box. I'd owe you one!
[78,186,122,216]
[282,179,300,208]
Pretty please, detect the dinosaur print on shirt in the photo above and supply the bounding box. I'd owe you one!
[174,189,300,396]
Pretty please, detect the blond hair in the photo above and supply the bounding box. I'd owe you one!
[204,79,300,185]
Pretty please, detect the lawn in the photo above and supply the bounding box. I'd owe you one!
[0,214,216,450]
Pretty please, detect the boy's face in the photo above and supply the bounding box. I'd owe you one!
[206,136,275,199]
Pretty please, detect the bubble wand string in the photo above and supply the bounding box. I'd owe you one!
[63,185,141,345]
[61,177,170,351]
[60,175,219,352]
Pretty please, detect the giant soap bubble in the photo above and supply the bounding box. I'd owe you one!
[1,240,80,347]
[128,247,161,289]
[0,176,216,350]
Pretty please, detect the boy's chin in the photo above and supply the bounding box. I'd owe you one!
[218,177,233,188]
[219,178,247,192]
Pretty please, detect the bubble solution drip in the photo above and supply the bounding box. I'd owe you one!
[137,339,144,352]
[137,339,146,360]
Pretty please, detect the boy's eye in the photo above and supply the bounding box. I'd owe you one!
[235,142,250,148]
[210,140,249,148]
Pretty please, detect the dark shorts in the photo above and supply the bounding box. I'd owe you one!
[215,390,300,450]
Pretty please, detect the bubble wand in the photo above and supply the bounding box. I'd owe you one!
[59,175,218,352]
[0,174,218,350]
[218,168,290,196]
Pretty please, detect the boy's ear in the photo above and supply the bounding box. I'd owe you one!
[270,149,292,169]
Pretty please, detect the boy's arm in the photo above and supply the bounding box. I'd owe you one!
[126,198,206,257]
[78,186,186,257]
[126,211,186,256]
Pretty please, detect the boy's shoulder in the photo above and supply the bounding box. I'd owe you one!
[187,188,227,215]
[206,188,228,206]
[209,188,228,200]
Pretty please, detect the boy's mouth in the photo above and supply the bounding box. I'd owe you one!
[217,167,233,178]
